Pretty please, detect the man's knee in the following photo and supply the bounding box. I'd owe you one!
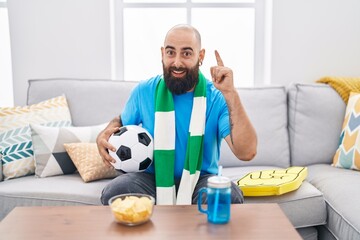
[101,188,112,205]
[100,172,156,205]
[101,175,133,205]
[231,183,244,204]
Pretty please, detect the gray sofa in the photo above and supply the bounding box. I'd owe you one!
[0,78,359,240]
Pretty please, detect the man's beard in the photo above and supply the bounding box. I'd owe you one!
[163,62,199,95]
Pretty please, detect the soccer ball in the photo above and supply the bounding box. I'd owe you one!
[108,125,153,173]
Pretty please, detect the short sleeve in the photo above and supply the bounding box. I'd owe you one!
[218,98,231,139]
[121,84,141,126]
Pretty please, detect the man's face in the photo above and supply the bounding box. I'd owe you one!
[161,28,204,95]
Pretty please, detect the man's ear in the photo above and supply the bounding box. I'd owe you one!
[199,48,205,64]
[161,47,165,60]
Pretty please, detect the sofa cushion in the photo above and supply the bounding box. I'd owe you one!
[0,173,110,220]
[27,79,138,126]
[30,123,106,178]
[222,166,326,228]
[307,164,360,240]
[288,83,346,166]
[220,86,290,168]
[333,92,360,170]
[64,143,119,182]
[0,95,72,180]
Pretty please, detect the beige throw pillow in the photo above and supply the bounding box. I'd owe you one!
[64,143,120,182]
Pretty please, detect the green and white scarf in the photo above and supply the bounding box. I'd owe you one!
[154,72,207,205]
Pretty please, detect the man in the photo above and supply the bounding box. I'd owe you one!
[97,24,257,205]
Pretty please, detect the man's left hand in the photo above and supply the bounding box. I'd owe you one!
[210,50,235,94]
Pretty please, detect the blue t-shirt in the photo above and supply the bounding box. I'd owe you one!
[121,75,230,179]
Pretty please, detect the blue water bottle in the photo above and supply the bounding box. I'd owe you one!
[197,176,231,224]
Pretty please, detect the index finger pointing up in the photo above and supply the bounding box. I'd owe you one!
[215,50,224,66]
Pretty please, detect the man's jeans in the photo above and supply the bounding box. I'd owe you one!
[101,172,244,205]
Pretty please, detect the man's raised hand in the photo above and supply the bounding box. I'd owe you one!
[210,50,234,93]
[215,50,224,67]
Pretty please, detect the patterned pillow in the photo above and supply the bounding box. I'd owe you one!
[333,92,360,170]
[64,143,120,183]
[0,157,2,182]
[30,123,106,178]
[0,95,72,180]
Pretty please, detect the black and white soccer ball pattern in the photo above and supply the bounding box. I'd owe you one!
[109,125,153,173]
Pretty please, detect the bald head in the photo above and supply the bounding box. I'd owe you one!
[164,24,202,49]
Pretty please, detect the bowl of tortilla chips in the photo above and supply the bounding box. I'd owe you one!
[109,193,155,226]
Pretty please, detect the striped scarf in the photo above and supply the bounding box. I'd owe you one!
[154,72,207,205]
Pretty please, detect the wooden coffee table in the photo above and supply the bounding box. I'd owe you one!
[0,204,301,239]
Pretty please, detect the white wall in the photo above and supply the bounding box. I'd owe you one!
[8,0,111,106]
[7,0,360,106]
[271,0,360,85]
[0,8,13,107]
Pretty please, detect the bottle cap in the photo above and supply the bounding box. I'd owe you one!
[207,176,231,188]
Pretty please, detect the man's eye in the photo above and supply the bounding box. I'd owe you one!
[183,52,192,57]
[166,50,175,56]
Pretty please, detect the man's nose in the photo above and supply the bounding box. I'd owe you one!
[173,55,183,68]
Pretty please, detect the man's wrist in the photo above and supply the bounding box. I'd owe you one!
[222,88,238,99]
[110,116,122,128]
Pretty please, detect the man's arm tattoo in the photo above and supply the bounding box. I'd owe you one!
[228,106,234,144]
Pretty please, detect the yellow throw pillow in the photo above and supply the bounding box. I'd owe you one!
[64,143,120,183]
[237,167,308,196]
[332,92,360,170]
[316,77,360,103]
